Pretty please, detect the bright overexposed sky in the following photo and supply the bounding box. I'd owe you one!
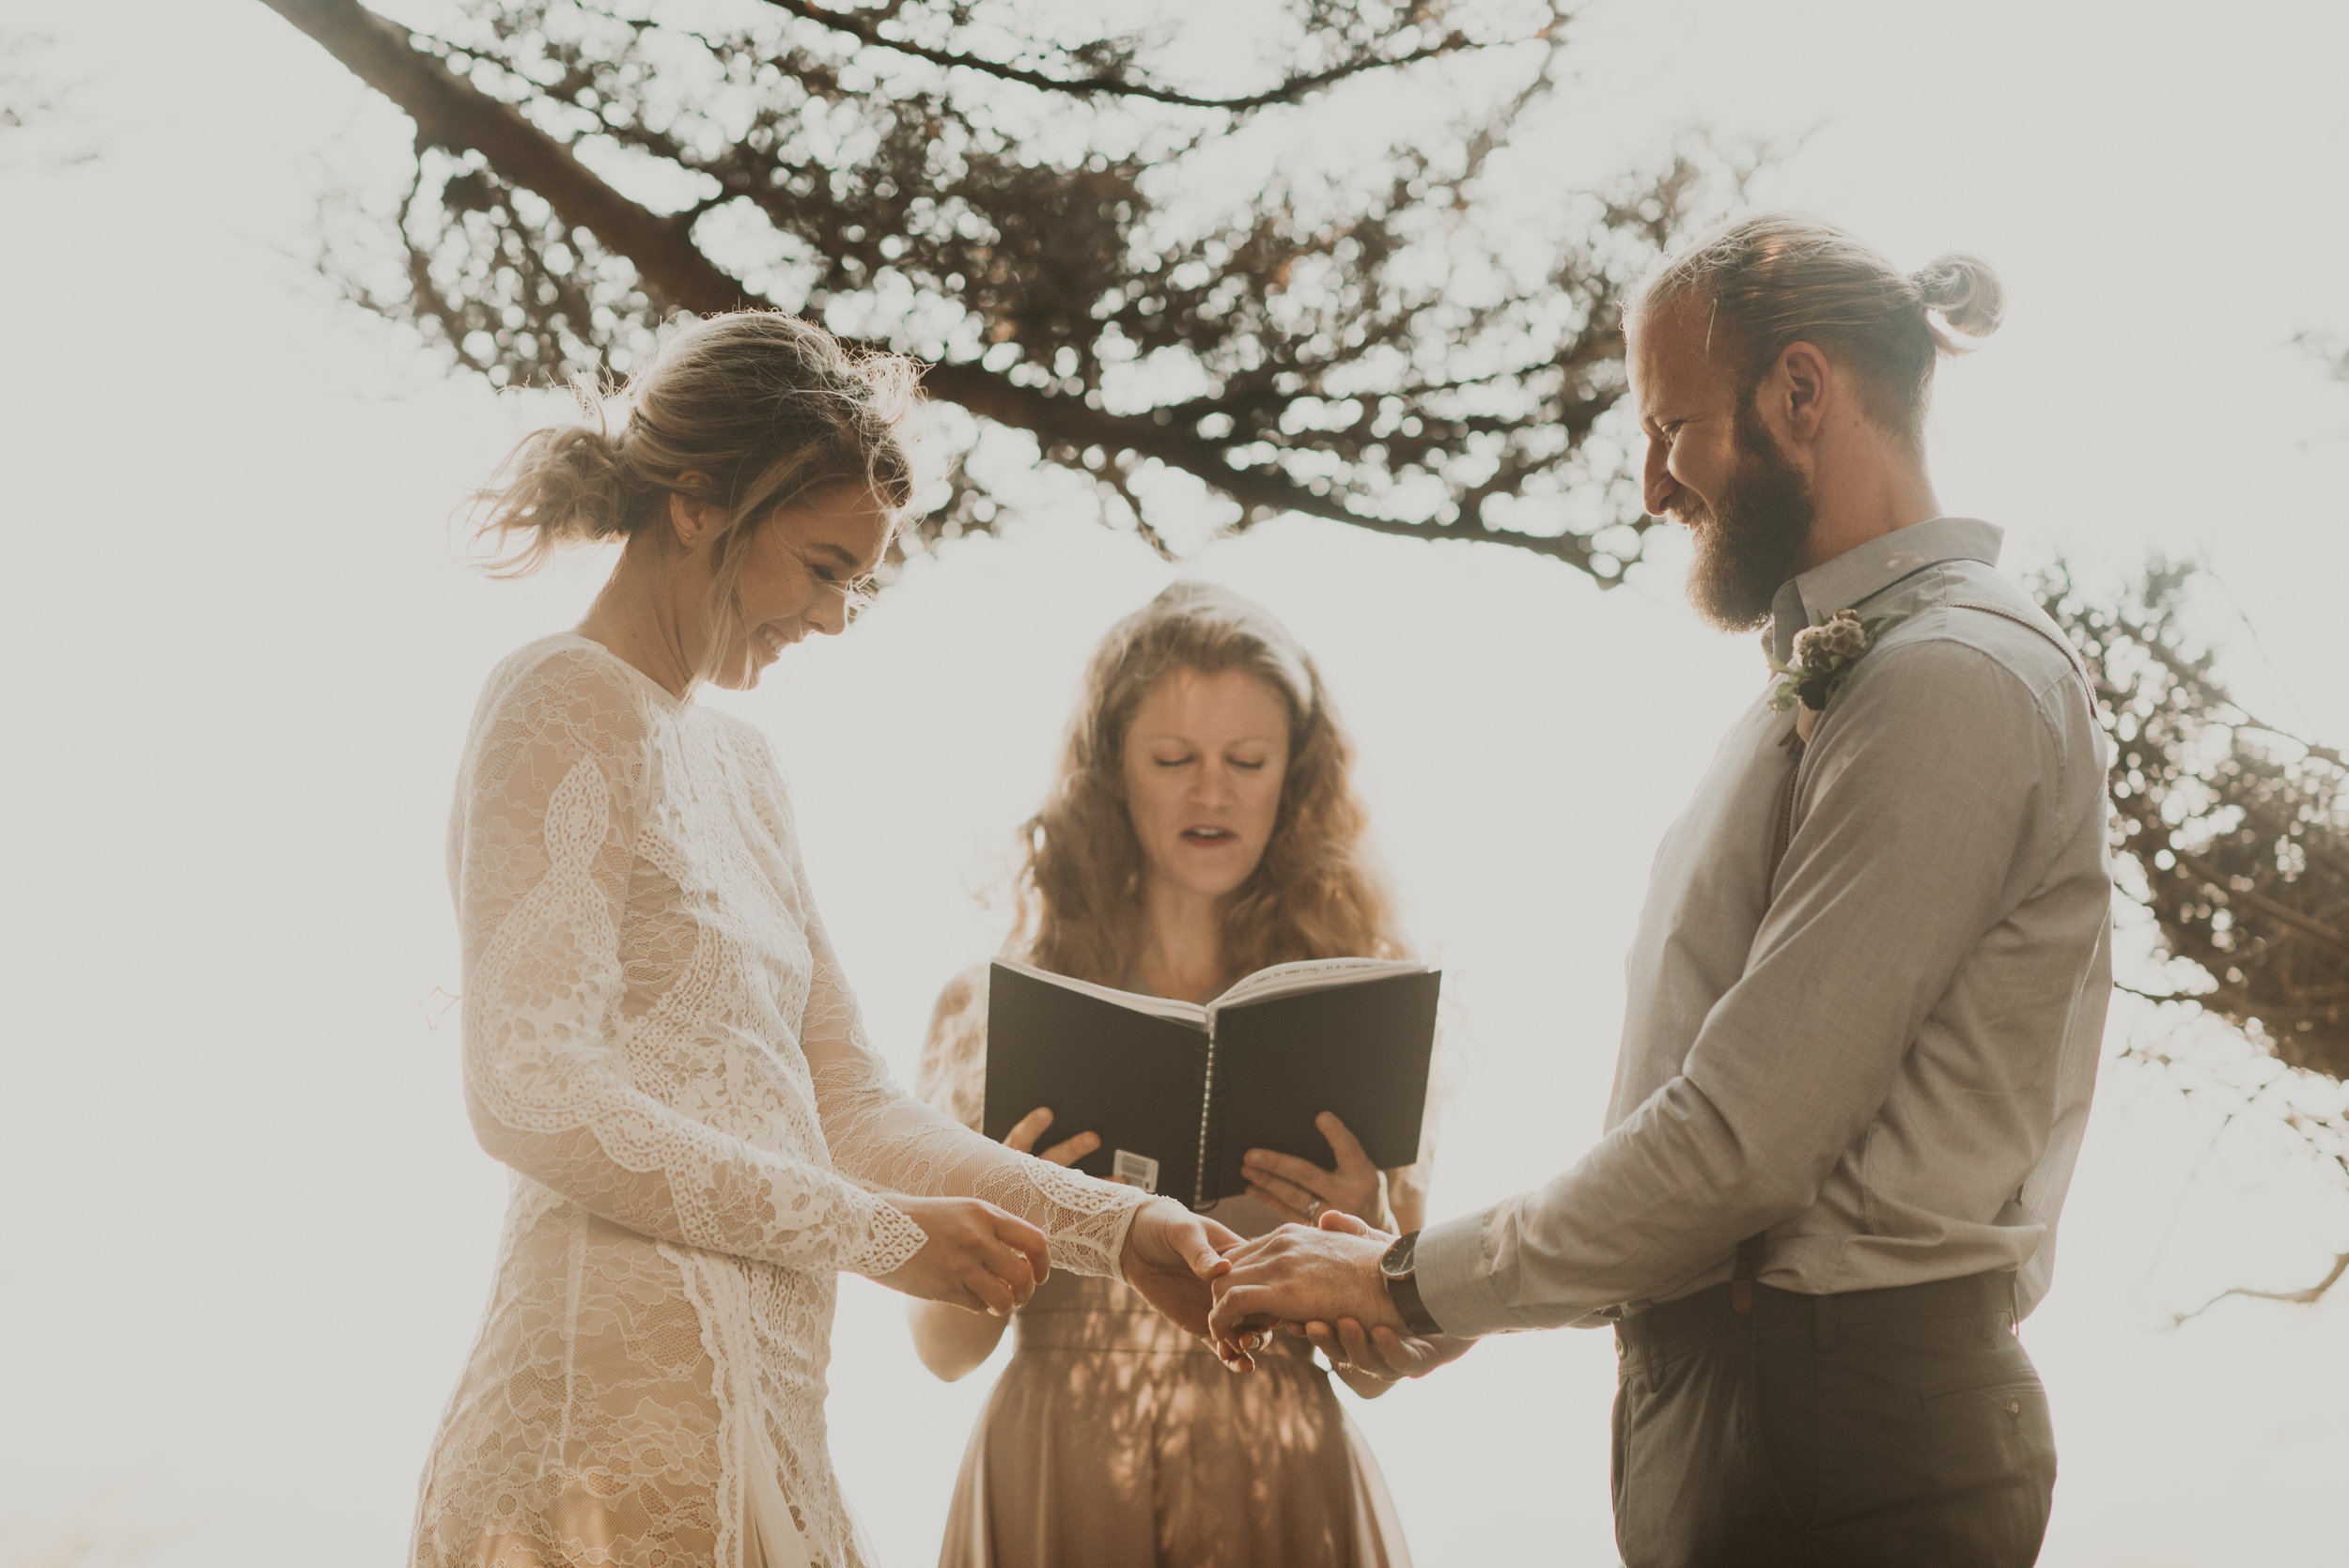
[4,2,2347,1565]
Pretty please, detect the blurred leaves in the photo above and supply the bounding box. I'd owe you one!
[2042,559,2349,1304]
[2041,560,2349,1080]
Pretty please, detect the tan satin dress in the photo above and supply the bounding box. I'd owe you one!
[915,965,1418,1568]
[936,1269,1412,1568]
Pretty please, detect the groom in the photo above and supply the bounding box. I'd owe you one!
[1209,213,2113,1566]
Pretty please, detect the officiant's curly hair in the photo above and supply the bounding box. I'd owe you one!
[1011,582,1408,986]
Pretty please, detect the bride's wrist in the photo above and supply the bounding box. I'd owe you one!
[1114,1195,1165,1264]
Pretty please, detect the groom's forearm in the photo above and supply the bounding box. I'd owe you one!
[1410,1073,1830,1337]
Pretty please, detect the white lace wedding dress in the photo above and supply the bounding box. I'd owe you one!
[412,634,1151,1568]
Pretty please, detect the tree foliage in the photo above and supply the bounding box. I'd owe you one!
[261,0,1750,573]
[2043,562,2349,1080]
[2044,559,2349,1309]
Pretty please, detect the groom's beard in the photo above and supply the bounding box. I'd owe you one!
[1682,404,1816,632]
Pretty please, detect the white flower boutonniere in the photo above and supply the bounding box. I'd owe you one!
[1767,608,1890,743]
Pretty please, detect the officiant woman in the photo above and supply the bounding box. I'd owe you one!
[906,582,1433,1568]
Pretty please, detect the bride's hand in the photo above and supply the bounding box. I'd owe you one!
[1118,1198,1241,1347]
[1240,1111,1384,1225]
[873,1195,1050,1315]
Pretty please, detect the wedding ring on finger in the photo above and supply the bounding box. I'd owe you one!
[1302,1197,1326,1221]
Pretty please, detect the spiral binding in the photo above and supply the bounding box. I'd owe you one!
[1192,1024,1221,1210]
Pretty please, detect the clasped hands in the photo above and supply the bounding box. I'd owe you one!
[1209,1116,1470,1382]
[909,1104,1469,1383]
[878,1187,1465,1383]
[1204,1208,1472,1383]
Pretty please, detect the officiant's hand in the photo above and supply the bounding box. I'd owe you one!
[877,1195,1051,1315]
[1241,1111,1385,1226]
[1207,1219,1402,1362]
[1003,1106,1102,1168]
[1303,1316,1476,1383]
[1120,1198,1243,1348]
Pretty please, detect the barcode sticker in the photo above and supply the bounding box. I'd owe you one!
[1112,1149,1160,1194]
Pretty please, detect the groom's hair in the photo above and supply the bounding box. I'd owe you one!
[1633,212,2004,454]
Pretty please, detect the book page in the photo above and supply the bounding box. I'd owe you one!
[1206,956,1426,1020]
[990,958,1207,1027]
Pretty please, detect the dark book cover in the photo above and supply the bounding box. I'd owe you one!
[1205,970,1441,1203]
[983,963,1210,1201]
[985,960,1440,1210]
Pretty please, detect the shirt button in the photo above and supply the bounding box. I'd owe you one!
[2004,1398,2022,1415]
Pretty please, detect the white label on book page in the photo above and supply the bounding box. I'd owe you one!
[1112,1149,1160,1194]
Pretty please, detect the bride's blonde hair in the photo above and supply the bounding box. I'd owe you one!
[466,311,920,632]
[1010,582,1407,986]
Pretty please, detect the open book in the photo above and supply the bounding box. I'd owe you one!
[983,957,1440,1210]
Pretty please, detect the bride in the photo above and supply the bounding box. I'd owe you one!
[412,311,1237,1568]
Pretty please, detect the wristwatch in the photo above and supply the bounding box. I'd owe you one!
[1378,1230,1445,1337]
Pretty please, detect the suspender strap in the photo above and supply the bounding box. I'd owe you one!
[1945,598,2096,704]
[1730,1232,1767,1313]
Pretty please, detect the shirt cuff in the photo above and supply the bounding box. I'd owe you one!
[1413,1204,1519,1340]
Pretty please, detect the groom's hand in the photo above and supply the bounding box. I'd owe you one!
[1119,1199,1240,1343]
[1293,1209,1474,1383]
[1206,1219,1401,1354]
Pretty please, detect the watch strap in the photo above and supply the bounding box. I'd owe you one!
[1381,1230,1444,1338]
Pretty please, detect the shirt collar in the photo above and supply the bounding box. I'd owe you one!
[1766,517,2003,664]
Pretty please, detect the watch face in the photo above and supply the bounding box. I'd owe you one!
[1381,1233,1417,1278]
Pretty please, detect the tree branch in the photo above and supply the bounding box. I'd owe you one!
[2168,846,2349,959]
[257,0,753,314]
[753,0,1493,112]
[2170,1248,2349,1324]
[2108,608,2349,770]
[262,0,1641,574]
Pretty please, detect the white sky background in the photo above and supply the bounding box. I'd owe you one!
[3,1,2347,1564]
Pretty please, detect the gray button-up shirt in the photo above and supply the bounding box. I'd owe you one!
[1416,518,2112,1335]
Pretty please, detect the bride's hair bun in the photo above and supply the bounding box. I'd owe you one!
[467,313,920,579]
[473,411,636,574]
[1910,253,2004,342]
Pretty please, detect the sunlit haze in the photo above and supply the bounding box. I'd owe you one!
[4,3,2345,1564]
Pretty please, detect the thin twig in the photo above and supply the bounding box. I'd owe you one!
[754,0,1499,112]
[2170,1249,2349,1325]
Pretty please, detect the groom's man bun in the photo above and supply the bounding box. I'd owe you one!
[1632,212,2003,452]
[1907,251,2005,342]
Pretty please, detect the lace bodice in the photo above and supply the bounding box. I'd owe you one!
[413,634,1150,1568]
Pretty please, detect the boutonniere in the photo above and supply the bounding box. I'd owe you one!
[1767,608,1890,743]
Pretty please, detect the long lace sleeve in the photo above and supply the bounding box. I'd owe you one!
[736,734,1150,1281]
[451,648,925,1278]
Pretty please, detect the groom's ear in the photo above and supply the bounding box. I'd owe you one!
[1758,340,1834,452]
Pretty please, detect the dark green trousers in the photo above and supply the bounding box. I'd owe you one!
[1610,1272,2056,1568]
